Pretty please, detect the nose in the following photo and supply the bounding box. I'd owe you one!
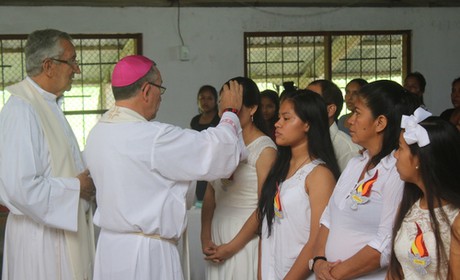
[274,119,281,128]
[347,113,355,125]
[73,64,81,74]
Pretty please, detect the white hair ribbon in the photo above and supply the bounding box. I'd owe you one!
[401,107,432,147]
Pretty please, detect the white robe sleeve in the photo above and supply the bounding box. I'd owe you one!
[0,98,80,232]
[367,167,404,267]
[151,112,245,181]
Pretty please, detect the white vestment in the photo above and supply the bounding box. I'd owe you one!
[84,106,245,280]
[0,78,95,280]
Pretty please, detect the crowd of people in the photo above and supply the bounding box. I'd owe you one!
[0,28,459,280]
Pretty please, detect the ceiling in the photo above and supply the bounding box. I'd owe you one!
[0,0,459,7]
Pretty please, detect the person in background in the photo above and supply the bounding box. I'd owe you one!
[449,107,460,132]
[190,85,221,201]
[260,89,280,142]
[388,109,460,279]
[404,71,427,107]
[307,79,360,172]
[338,78,368,135]
[0,29,95,280]
[84,55,246,280]
[440,76,460,122]
[201,77,277,280]
[312,80,420,280]
[279,81,298,100]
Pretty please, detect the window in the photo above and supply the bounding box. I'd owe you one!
[245,31,411,116]
[0,33,142,149]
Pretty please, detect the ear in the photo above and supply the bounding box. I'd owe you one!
[249,105,258,116]
[375,115,388,133]
[303,122,310,133]
[42,59,54,77]
[327,104,337,119]
[140,82,150,103]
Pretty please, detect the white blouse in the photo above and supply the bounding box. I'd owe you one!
[320,151,404,279]
[394,200,459,279]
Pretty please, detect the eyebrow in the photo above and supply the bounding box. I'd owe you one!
[279,112,292,116]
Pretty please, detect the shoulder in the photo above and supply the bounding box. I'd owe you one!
[0,96,38,124]
[305,163,336,194]
[306,163,336,186]
[256,135,277,149]
[190,114,201,125]
[452,212,460,237]
[254,136,277,165]
[211,114,221,126]
[440,108,454,121]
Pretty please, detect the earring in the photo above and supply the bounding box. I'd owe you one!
[415,166,419,170]
[251,115,254,122]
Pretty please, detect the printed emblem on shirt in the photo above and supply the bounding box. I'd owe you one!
[408,222,431,275]
[274,182,283,220]
[349,170,378,210]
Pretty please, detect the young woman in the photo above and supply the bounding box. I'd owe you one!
[190,85,220,201]
[260,89,280,142]
[201,77,277,280]
[387,110,460,279]
[203,90,340,280]
[312,80,420,280]
[190,85,220,131]
[259,90,340,279]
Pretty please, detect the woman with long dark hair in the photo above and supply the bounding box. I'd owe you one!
[312,80,420,279]
[201,77,277,280]
[203,90,339,279]
[258,90,340,279]
[387,111,460,279]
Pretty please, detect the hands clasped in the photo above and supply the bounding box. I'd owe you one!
[77,169,96,201]
[202,240,235,264]
[314,259,341,280]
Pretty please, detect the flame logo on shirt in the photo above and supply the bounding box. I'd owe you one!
[408,222,431,275]
[349,170,378,210]
[274,182,283,220]
[411,222,429,257]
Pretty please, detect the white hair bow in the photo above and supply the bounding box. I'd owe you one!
[400,107,432,147]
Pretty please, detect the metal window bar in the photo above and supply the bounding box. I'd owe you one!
[0,33,142,148]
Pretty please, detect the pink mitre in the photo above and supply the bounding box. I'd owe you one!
[112,55,154,87]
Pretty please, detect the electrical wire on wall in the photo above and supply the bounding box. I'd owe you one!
[230,0,365,17]
[175,0,190,60]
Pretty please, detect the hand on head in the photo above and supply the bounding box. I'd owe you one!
[219,80,243,117]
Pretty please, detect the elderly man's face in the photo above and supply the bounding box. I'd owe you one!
[51,39,81,97]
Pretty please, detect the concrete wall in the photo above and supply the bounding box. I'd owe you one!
[1,6,458,127]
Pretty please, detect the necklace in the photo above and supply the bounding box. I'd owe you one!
[287,156,310,178]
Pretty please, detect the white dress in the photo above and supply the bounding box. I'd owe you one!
[206,136,276,280]
[260,159,323,280]
[394,200,459,279]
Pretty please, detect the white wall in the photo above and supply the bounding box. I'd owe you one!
[1,6,459,127]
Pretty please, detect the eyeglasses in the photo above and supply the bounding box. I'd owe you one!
[148,82,167,95]
[49,57,79,67]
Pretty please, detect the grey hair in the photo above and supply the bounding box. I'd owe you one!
[25,29,73,76]
[112,67,159,101]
